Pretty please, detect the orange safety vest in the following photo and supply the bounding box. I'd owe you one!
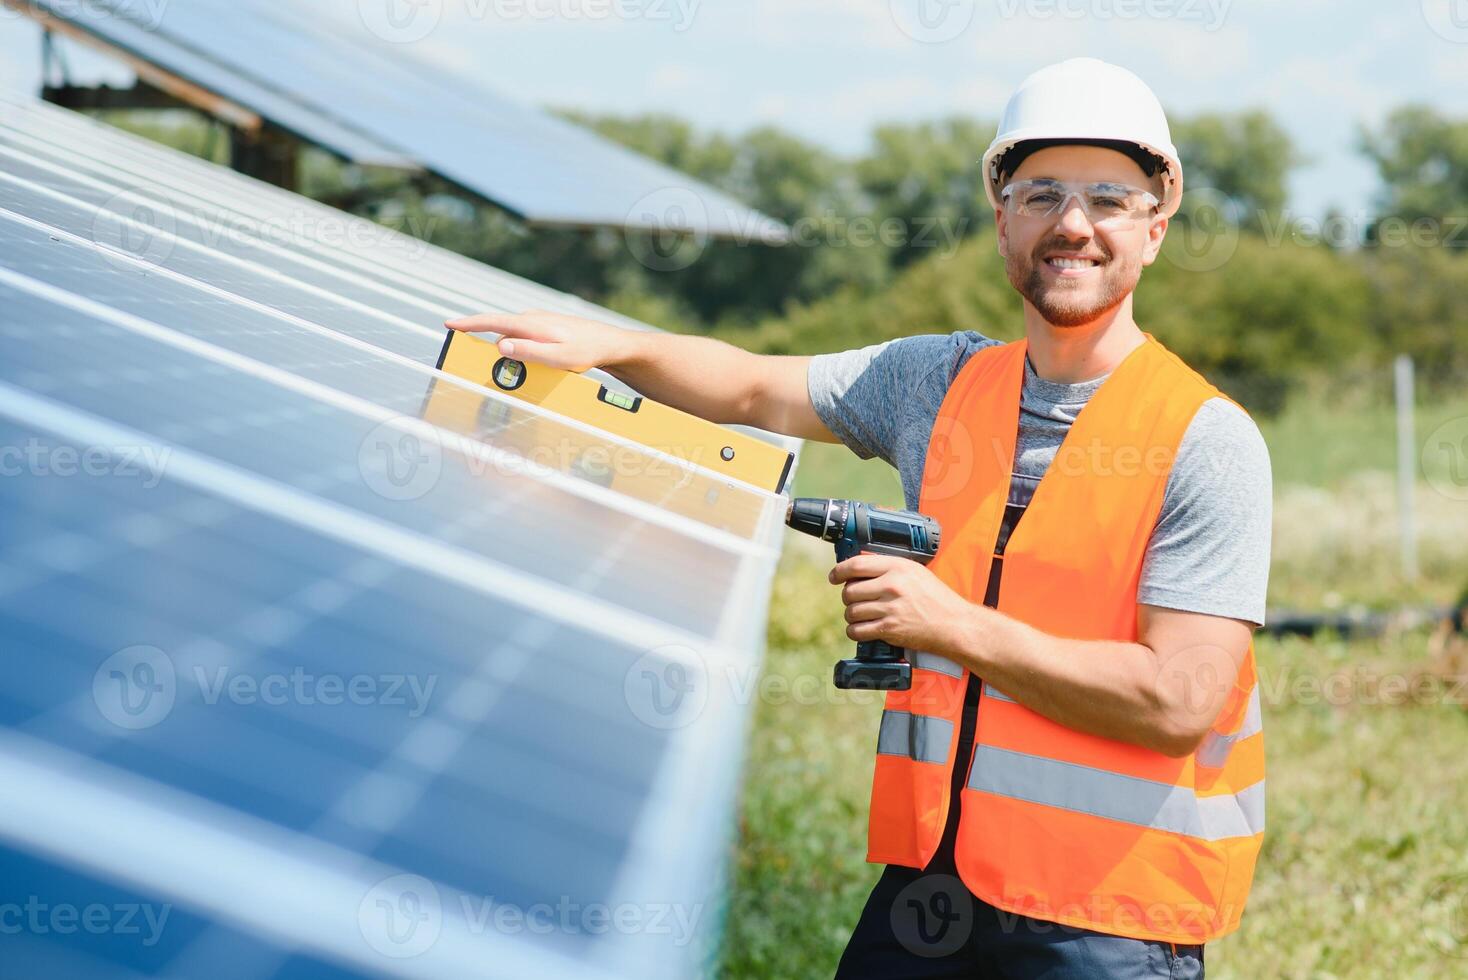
[867,334,1264,945]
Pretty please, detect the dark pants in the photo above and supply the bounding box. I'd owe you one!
[835,861,1205,979]
[839,862,1203,979]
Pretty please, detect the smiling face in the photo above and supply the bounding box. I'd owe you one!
[996,144,1168,328]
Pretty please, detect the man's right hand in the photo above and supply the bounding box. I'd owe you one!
[443,308,839,444]
[446,310,632,374]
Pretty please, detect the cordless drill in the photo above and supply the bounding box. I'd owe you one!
[785,498,942,691]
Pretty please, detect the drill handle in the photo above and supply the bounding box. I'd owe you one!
[856,638,905,664]
[836,541,906,662]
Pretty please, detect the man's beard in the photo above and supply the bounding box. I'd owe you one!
[1005,238,1141,327]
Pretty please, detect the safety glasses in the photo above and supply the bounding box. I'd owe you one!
[1000,178,1160,224]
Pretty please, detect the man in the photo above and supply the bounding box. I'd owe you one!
[449,56,1269,979]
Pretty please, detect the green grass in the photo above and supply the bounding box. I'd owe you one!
[724,548,1468,979]
[724,393,1468,978]
[790,440,906,509]
[1258,392,1468,489]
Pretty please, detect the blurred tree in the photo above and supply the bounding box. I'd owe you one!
[728,227,1378,417]
[1171,110,1300,231]
[1359,242,1468,381]
[558,113,888,325]
[1138,234,1375,413]
[1356,105,1467,378]
[854,117,995,269]
[1359,104,1468,234]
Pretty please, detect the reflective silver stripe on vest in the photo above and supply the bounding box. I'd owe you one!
[911,650,963,678]
[981,683,1017,704]
[968,745,1265,840]
[1196,687,1263,769]
[877,710,954,765]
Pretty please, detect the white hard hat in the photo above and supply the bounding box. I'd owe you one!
[981,57,1184,219]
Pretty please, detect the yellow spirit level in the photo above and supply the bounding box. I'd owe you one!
[421,330,793,537]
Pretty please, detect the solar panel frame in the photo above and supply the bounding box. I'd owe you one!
[21,0,790,240]
[0,95,796,456]
[0,97,657,336]
[0,88,796,979]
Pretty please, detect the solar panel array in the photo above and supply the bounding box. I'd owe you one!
[0,93,796,979]
[22,0,790,240]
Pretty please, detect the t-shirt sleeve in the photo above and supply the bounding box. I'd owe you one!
[1138,397,1273,627]
[806,332,991,467]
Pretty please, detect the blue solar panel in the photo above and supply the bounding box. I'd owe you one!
[25,0,789,240]
[0,279,745,638]
[0,93,794,979]
[0,96,664,334]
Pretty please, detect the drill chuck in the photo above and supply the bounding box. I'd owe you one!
[784,497,943,691]
[785,497,846,543]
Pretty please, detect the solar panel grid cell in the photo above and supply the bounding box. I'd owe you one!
[0,89,794,979]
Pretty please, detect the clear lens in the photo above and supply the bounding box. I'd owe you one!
[1001,179,1158,223]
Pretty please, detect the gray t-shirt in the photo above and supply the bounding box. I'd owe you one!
[807,330,1272,626]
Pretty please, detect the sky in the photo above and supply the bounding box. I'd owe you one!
[3,0,1466,222]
